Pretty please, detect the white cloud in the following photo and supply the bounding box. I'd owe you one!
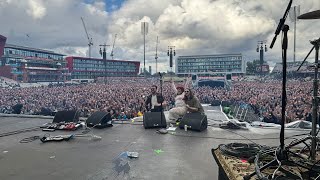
[0,0,109,58]
[27,0,46,19]
[86,0,107,16]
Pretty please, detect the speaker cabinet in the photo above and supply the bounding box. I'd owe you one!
[53,110,80,123]
[12,104,23,114]
[179,112,207,132]
[192,74,197,80]
[226,74,232,80]
[143,111,167,129]
[211,100,221,106]
[86,111,112,128]
[221,101,231,107]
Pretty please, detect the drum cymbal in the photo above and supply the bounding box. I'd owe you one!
[298,10,320,19]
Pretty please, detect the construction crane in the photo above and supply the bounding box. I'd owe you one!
[155,36,159,73]
[81,17,93,58]
[110,34,117,60]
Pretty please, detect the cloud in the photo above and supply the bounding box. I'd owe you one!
[0,0,109,58]
[1,0,320,73]
[27,0,46,19]
[156,0,275,51]
[106,0,278,72]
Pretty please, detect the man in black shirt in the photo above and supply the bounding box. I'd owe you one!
[145,85,164,112]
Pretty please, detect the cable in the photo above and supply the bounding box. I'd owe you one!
[0,126,41,138]
[112,121,143,125]
[222,129,263,146]
[254,150,268,179]
[223,128,309,144]
[272,147,282,179]
[19,136,40,143]
[286,133,310,138]
[309,160,320,179]
[169,132,304,142]
[253,140,320,179]
[287,137,311,158]
[246,133,320,179]
[218,143,263,159]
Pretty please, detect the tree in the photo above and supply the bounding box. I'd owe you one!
[246,59,267,74]
[166,71,175,76]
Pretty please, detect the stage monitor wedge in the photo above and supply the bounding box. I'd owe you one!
[53,110,80,123]
[179,112,207,132]
[86,111,112,128]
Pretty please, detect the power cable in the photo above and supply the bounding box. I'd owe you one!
[0,126,41,138]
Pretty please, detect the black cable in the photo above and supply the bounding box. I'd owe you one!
[252,142,320,179]
[0,126,41,138]
[113,119,143,122]
[309,159,320,179]
[287,133,310,138]
[218,143,263,159]
[170,132,303,142]
[112,121,143,125]
[221,131,319,179]
[287,137,311,158]
[222,128,262,146]
[20,136,40,143]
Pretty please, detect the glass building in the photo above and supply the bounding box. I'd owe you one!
[175,54,245,77]
[66,56,140,80]
[0,40,69,82]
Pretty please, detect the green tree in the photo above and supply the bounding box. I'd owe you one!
[246,60,266,74]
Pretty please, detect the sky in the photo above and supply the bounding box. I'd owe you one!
[0,0,320,73]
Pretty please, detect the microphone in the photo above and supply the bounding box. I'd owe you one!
[269,0,292,49]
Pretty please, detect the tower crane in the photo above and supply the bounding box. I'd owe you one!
[81,17,93,58]
[110,34,117,60]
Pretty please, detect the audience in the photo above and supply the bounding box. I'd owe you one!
[0,77,314,123]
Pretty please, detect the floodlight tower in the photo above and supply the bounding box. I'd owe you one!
[168,46,176,74]
[256,40,267,74]
[155,36,159,73]
[99,43,110,83]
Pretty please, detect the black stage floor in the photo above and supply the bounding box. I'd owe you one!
[0,106,310,180]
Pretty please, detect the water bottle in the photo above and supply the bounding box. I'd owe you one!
[81,122,86,130]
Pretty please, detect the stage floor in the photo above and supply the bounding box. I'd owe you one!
[0,106,310,180]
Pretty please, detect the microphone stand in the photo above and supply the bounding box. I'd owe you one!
[159,72,164,127]
[270,0,292,160]
[295,37,320,161]
[308,39,319,160]
[245,37,320,180]
[279,24,289,157]
[244,1,293,179]
[245,2,320,179]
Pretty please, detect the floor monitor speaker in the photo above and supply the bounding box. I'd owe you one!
[86,111,112,128]
[53,110,80,123]
[143,111,167,129]
[179,112,207,132]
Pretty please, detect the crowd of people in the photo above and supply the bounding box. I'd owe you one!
[0,77,315,123]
